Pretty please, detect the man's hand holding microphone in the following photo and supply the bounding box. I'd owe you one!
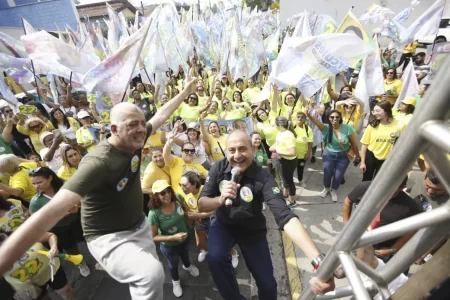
[217,169,241,207]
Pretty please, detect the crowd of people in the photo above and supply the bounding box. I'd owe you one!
[0,33,448,300]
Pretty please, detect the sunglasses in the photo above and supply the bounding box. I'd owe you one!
[344,105,354,109]
[3,110,12,113]
[183,149,195,154]
[189,97,198,101]
[179,183,188,188]
[387,72,394,74]
[27,167,42,176]
[29,124,41,130]
[330,116,341,120]
[223,102,230,105]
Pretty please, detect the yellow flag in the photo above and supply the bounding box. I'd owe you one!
[337,11,374,46]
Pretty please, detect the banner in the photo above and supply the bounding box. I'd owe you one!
[313,14,337,35]
[394,59,419,108]
[270,34,372,97]
[0,78,18,105]
[159,117,253,135]
[337,10,374,47]
[359,3,394,24]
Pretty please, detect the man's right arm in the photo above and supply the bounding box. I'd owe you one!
[0,189,81,275]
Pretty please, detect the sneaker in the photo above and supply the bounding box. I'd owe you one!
[287,199,297,207]
[299,181,307,188]
[330,190,338,202]
[183,264,200,277]
[78,261,91,277]
[262,202,266,211]
[311,156,316,163]
[231,253,239,269]
[172,280,183,297]
[198,250,208,263]
[320,188,329,198]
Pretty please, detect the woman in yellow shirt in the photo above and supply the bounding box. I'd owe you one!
[379,68,403,106]
[293,112,313,189]
[16,117,53,153]
[75,110,104,153]
[336,96,365,130]
[176,94,209,123]
[57,145,82,181]
[270,116,298,207]
[393,97,416,128]
[220,99,247,120]
[48,108,80,143]
[202,101,221,120]
[199,117,228,162]
[0,154,37,205]
[360,101,402,181]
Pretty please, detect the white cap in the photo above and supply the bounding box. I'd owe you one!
[77,110,90,119]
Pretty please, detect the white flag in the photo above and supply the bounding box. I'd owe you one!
[359,3,394,24]
[292,11,312,38]
[271,34,372,97]
[0,77,18,105]
[398,0,444,48]
[83,19,151,93]
[394,61,419,108]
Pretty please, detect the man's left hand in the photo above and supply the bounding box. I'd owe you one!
[374,249,391,257]
[310,277,335,295]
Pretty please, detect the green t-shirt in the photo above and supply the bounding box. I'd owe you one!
[0,136,13,155]
[321,124,355,153]
[29,193,76,227]
[148,202,188,246]
[253,148,268,167]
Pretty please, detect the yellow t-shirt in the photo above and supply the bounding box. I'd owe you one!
[19,161,40,170]
[378,79,403,105]
[184,186,203,213]
[360,119,403,160]
[207,134,228,162]
[204,113,219,121]
[16,121,54,153]
[141,162,171,191]
[275,130,297,160]
[177,102,202,123]
[242,87,260,103]
[294,125,313,159]
[257,120,278,146]
[57,166,77,181]
[168,156,208,195]
[5,242,60,291]
[9,169,37,202]
[338,107,363,129]
[76,126,97,152]
[145,131,164,149]
[197,95,207,107]
[225,87,242,101]
[280,104,305,124]
[222,107,246,120]
[0,199,25,232]
[394,112,413,128]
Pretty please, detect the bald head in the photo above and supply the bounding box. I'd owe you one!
[226,130,252,147]
[110,102,144,125]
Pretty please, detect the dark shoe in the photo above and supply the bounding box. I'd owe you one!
[311,156,316,163]
[341,177,345,184]
[288,200,297,207]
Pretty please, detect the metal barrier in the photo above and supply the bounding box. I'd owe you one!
[299,55,450,300]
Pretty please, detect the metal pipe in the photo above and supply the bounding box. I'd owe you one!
[356,203,450,248]
[315,282,378,300]
[338,252,372,300]
[380,222,450,283]
[420,121,450,154]
[352,255,385,284]
[299,54,450,300]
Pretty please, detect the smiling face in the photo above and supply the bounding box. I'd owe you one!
[236,81,244,90]
[80,116,91,126]
[329,112,341,126]
[137,83,144,92]
[31,175,52,194]
[182,144,195,163]
[188,95,198,107]
[214,88,222,99]
[208,122,219,136]
[111,110,147,152]
[257,110,268,121]
[386,68,395,80]
[247,78,254,88]
[29,122,43,133]
[286,94,295,106]
[187,128,199,140]
[344,104,355,113]
[372,105,387,121]
[251,133,261,147]
[151,149,164,168]
[53,109,64,121]
[209,102,218,114]
[132,90,141,100]
[161,94,169,105]
[233,92,241,102]
[226,131,254,172]
[157,188,172,204]
[223,100,232,111]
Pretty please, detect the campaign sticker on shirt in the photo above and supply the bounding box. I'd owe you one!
[131,155,139,173]
[219,180,228,193]
[117,178,128,191]
[272,187,280,194]
[188,197,197,209]
[168,226,178,234]
[257,156,263,162]
[177,206,184,216]
[240,187,253,202]
[302,137,307,142]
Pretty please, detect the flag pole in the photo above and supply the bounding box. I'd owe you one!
[21,18,41,103]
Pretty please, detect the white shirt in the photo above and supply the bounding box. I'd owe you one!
[40,144,66,172]
[58,124,76,140]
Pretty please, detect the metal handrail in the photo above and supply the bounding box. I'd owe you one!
[299,54,450,300]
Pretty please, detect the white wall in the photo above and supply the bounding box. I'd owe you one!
[280,0,438,29]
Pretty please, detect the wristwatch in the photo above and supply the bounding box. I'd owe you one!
[311,253,326,270]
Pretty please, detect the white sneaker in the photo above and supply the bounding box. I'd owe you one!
[299,181,307,188]
[330,190,338,202]
[262,202,266,211]
[78,261,91,277]
[172,280,183,297]
[183,264,200,277]
[198,250,207,263]
[231,253,239,269]
[320,188,329,198]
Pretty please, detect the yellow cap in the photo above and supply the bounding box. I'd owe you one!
[152,180,171,193]
[402,97,417,107]
[143,144,151,149]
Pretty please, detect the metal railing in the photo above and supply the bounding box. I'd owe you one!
[299,56,450,300]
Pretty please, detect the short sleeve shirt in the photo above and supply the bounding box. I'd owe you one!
[275,130,297,160]
[321,124,355,152]
[9,169,37,202]
[29,193,76,227]
[148,203,188,246]
[360,120,402,160]
[294,125,313,159]
[408,171,448,209]
[200,159,297,242]
[0,135,13,155]
[0,199,26,232]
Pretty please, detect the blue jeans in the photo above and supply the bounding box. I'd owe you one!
[159,238,191,281]
[322,149,350,190]
[207,217,277,300]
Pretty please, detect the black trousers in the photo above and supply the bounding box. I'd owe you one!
[296,158,306,182]
[363,149,385,181]
[280,157,298,196]
[398,53,413,71]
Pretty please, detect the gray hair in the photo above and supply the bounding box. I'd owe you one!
[0,154,19,173]
[110,102,144,125]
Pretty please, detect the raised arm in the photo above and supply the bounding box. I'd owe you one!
[148,77,197,136]
[38,88,59,109]
[306,107,325,131]
[2,115,13,143]
[199,114,210,143]
[271,84,280,113]
[163,135,175,167]
[326,79,340,101]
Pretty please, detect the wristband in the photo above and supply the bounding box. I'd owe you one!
[311,253,326,271]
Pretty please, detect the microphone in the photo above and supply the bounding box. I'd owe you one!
[225,168,240,207]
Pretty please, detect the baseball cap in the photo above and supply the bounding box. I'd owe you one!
[402,97,417,107]
[152,180,171,193]
[187,122,199,131]
[77,110,91,119]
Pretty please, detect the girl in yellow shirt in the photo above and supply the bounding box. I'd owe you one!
[0,154,37,204]
[360,101,402,181]
[220,99,247,120]
[293,112,313,188]
[176,94,209,123]
[336,96,365,130]
[377,68,403,106]
[270,116,298,207]
[57,145,82,181]
[393,97,416,128]
[16,117,53,153]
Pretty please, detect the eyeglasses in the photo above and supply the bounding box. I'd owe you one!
[330,116,340,120]
[27,167,42,176]
[179,183,188,188]
[344,105,354,109]
[189,97,198,101]
[3,110,12,113]
[183,149,195,154]
[387,72,394,74]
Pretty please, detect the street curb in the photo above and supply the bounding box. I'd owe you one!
[282,231,301,299]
